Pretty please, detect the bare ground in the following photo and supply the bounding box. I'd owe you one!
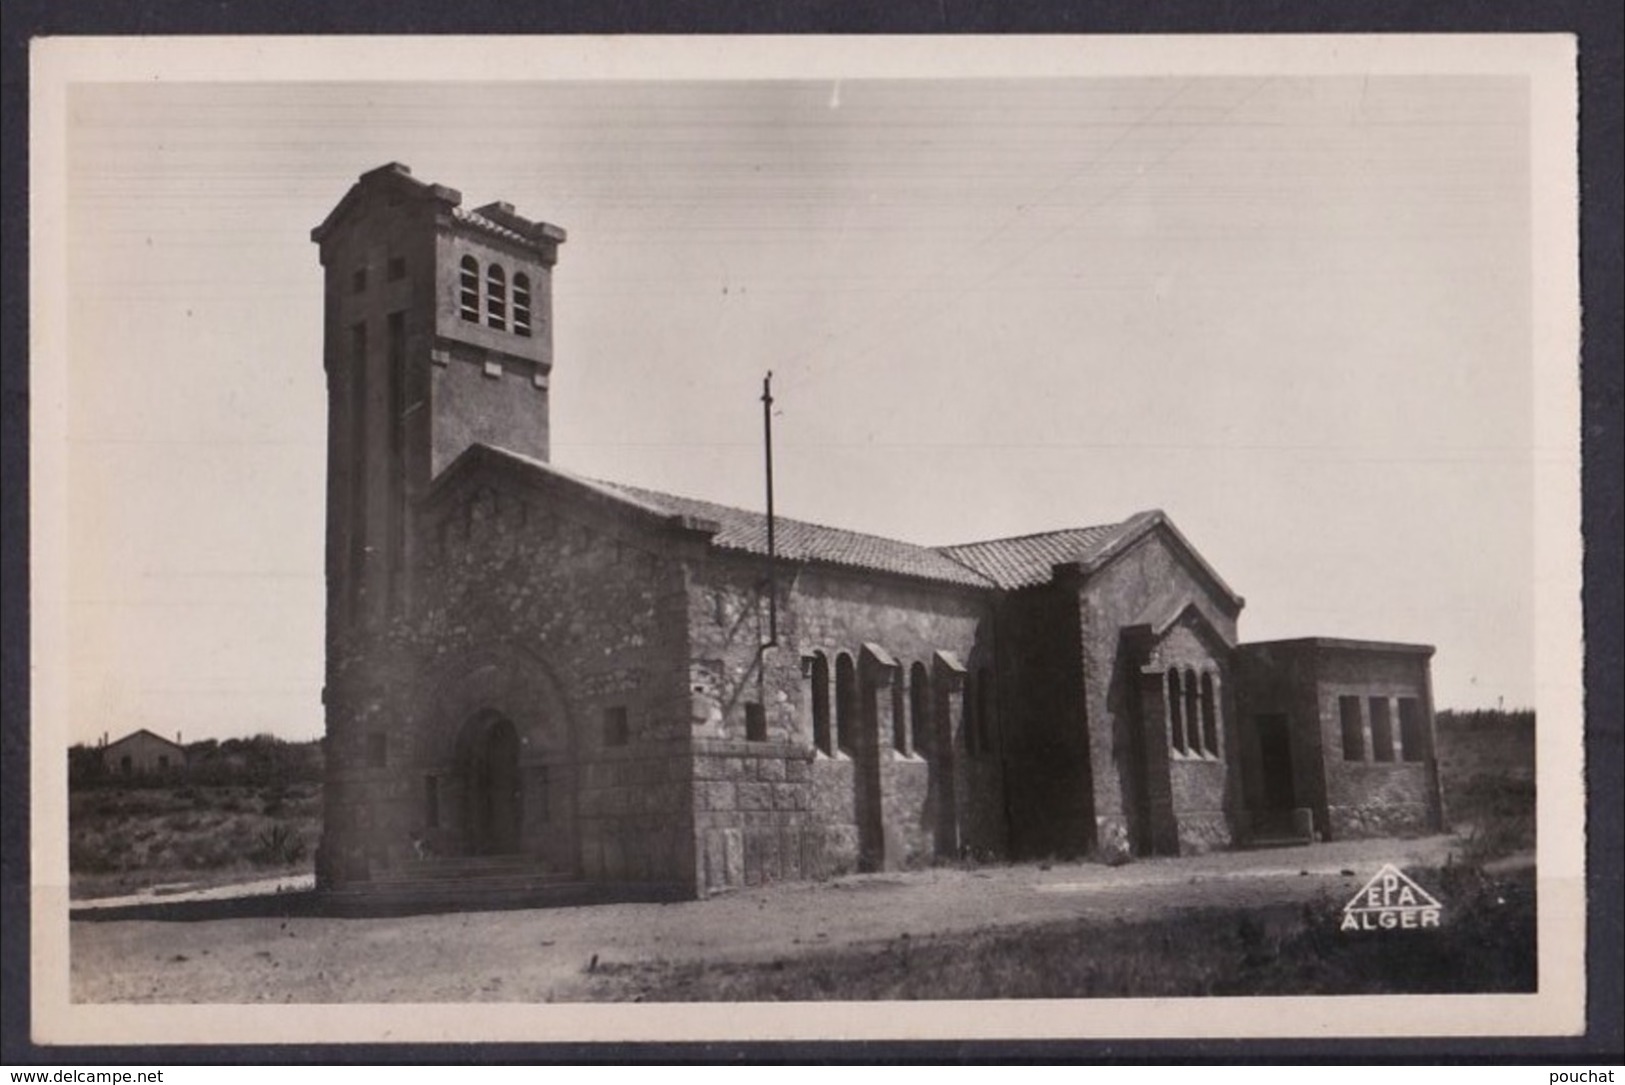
[68,835,1498,1004]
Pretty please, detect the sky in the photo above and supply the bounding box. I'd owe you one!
[41,45,1564,744]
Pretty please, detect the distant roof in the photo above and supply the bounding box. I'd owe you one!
[104,728,186,752]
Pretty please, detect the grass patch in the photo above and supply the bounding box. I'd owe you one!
[1435,709,1535,863]
[69,784,320,899]
[595,864,1535,1002]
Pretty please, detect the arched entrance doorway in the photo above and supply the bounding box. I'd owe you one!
[462,710,523,855]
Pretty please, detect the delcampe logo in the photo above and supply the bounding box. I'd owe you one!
[1341,863,1443,932]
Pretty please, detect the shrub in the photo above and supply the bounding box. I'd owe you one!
[251,824,307,866]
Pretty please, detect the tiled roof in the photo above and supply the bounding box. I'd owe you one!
[450,205,531,246]
[599,482,995,588]
[937,519,1148,590]
[438,444,1168,593]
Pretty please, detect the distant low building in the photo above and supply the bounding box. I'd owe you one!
[102,729,187,777]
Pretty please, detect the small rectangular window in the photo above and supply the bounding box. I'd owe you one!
[1339,696,1364,761]
[1369,697,1395,762]
[352,266,368,293]
[367,732,388,768]
[745,702,768,742]
[1398,698,1426,762]
[603,706,630,747]
[386,256,406,281]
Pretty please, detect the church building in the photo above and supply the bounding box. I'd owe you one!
[311,164,1447,904]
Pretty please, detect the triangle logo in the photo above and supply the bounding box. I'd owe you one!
[1341,863,1444,932]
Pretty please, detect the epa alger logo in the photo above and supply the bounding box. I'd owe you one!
[1341,863,1443,931]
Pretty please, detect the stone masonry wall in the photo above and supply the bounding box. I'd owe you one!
[1148,618,1239,854]
[1080,528,1241,854]
[684,556,992,893]
[1314,648,1441,839]
[321,468,697,892]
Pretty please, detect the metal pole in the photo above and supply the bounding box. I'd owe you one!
[761,371,778,648]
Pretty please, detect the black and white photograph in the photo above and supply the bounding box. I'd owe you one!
[28,35,1585,1045]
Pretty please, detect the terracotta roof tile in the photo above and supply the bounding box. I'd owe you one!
[599,482,995,588]
[937,521,1143,590]
[445,445,1160,594]
[450,205,531,246]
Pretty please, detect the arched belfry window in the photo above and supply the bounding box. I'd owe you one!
[1168,669,1186,754]
[486,265,507,330]
[513,273,533,337]
[459,256,480,322]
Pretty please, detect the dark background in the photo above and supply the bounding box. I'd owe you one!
[2,0,1619,1065]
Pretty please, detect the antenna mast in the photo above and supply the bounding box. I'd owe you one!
[762,371,778,649]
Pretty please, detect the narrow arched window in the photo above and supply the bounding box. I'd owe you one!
[835,653,857,755]
[1168,669,1186,754]
[909,662,931,758]
[486,265,507,330]
[1184,668,1201,754]
[513,273,533,337]
[892,679,908,755]
[810,653,832,755]
[459,256,480,322]
[1201,672,1219,757]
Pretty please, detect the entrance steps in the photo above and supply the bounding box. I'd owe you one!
[374,854,563,883]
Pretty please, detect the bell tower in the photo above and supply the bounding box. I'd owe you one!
[310,162,566,630]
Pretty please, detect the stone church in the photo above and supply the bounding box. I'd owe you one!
[312,163,1447,904]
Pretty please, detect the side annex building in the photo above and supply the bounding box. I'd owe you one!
[312,164,1447,903]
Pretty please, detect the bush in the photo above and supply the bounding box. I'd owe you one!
[69,782,321,898]
[251,824,307,866]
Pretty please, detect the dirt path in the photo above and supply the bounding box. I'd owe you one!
[70,835,1469,1003]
